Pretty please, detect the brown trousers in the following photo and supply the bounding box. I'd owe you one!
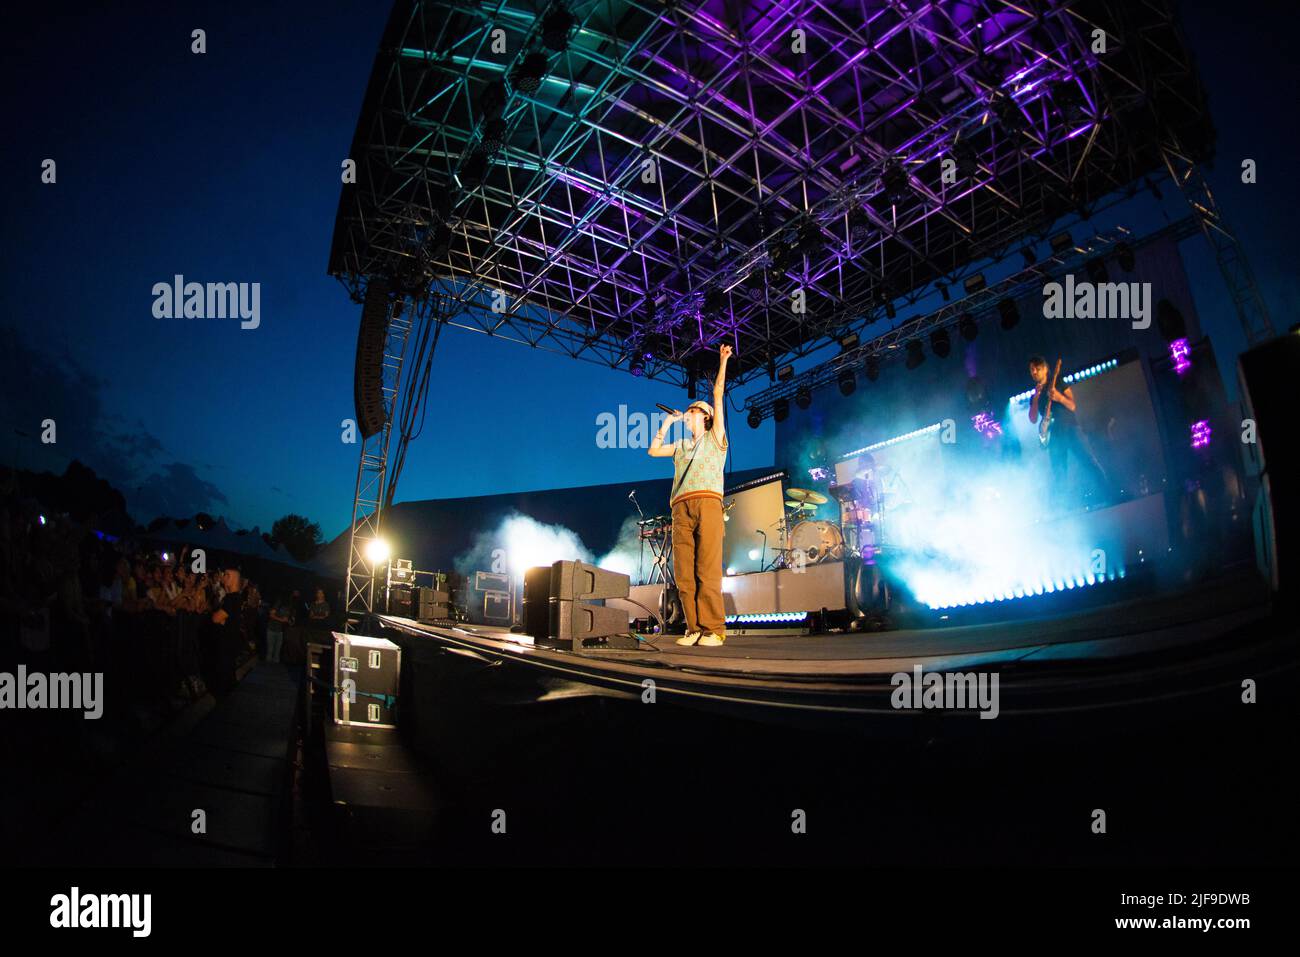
[671,496,726,636]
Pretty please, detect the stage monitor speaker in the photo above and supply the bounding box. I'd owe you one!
[522,565,553,641]
[354,276,392,439]
[550,560,629,602]
[1238,332,1300,599]
[526,561,633,649]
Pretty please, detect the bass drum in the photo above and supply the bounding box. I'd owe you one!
[789,520,844,564]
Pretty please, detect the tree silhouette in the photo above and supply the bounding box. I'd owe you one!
[272,513,323,562]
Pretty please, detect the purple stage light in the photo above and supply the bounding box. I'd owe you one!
[1170,338,1192,375]
[1190,420,1212,449]
[972,412,1002,438]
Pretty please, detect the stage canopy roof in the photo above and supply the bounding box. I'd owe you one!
[328,0,1213,388]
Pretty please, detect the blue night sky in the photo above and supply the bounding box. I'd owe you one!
[2,0,1296,541]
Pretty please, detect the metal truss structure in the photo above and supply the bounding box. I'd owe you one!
[742,215,1200,419]
[329,0,1216,391]
[343,286,418,629]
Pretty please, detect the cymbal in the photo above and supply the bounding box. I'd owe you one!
[785,500,818,511]
[785,487,828,505]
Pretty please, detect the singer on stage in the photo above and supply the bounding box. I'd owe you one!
[649,344,731,646]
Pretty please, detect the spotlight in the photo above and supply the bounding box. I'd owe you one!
[958,312,978,341]
[776,364,794,382]
[950,138,979,180]
[541,4,574,51]
[629,354,645,376]
[936,281,950,302]
[963,273,986,294]
[997,298,1019,331]
[992,94,1025,134]
[480,117,507,154]
[773,398,790,422]
[1156,299,1186,341]
[865,355,880,382]
[838,332,859,352]
[1049,232,1072,254]
[747,409,762,429]
[884,300,896,320]
[905,339,925,370]
[929,327,951,359]
[879,162,910,206]
[364,538,391,566]
[1020,247,1037,267]
[795,386,812,410]
[1086,256,1108,283]
[512,51,549,94]
[1115,242,1135,272]
[838,368,856,395]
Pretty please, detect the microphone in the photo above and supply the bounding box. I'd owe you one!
[655,403,681,416]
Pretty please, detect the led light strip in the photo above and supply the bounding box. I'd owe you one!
[1009,358,1119,404]
[724,612,810,624]
[923,567,1126,611]
[840,422,944,460]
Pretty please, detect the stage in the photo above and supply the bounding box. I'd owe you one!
[374,566,1281,730]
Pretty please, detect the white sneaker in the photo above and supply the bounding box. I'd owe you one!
[697,633,725,646]
[676,631,701,646]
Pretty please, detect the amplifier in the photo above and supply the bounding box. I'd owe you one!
[332,633,400,729]
[417,587,449,605]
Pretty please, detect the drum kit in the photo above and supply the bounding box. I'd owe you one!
[766,470,904,569]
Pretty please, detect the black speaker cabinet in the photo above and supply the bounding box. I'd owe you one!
[1238,332,1300,598]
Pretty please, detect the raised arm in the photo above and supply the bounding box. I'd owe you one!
[712,344,731,442]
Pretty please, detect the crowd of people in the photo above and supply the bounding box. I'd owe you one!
[1,485,340,709]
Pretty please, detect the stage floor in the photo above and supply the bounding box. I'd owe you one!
[376,569,1284,723]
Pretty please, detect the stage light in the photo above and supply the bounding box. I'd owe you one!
[1156,299,1186,341]
[1191,420,1212,449]
[748,548,761,561]
[992,94,1025,134]
[365,538,391,566]
[629,355,645,376]
[39,514,46,526]
[905,339,925,369]
[774,399,789,422]
[747,409,762,429]
[1170,338,1192,375]
[795,386,812,409]
[997,298,1019,331]
[884,300,896,320]
[963,273,986,294]
[1020,247,1036,266]
[1086,256,1108,283]
[958,312,978,342]
[929,327,951,359]
[480,117,507,153]
[879,162,910,206]
[865,355,880,382]
[512,51,549,94]
[776,364,794,382]
[726,566,737,576]
[838,368,856,395]
[936,281,950,302]
[838,333,859,352]
[1049,232,1072,254]
[541,4,574,51]
[1115,242,1135,272]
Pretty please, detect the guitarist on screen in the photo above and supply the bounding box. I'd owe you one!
[1027,355,1108,507]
